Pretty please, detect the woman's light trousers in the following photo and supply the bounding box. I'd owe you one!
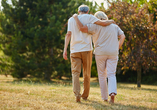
[95,55,118,100]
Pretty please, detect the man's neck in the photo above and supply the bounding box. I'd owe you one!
[79,12,87,15]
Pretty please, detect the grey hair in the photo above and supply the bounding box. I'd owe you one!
[94,11,108,20]
[78,4,89,13]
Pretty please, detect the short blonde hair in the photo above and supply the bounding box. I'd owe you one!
[94,11,108,20]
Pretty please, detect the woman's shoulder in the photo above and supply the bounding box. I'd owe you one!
[110,23,118,27]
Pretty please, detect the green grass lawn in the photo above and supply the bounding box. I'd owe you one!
[0,75,157,110]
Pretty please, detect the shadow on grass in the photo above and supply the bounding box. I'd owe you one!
[80,99,151,110]
[1,78,73,87]
[3,76,157,92]
[118,84,157,92]
[3,77,100,87]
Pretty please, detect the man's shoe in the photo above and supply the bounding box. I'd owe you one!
[76,96,81,102]
[82,97,87,100]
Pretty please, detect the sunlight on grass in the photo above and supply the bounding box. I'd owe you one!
[0,75,157,110]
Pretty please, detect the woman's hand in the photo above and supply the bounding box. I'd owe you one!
[72,13,78,19]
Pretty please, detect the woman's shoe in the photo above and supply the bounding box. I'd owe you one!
[104,99,108,102]
[109,93,115,104]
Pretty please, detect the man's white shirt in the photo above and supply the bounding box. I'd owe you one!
[67,14,99,53]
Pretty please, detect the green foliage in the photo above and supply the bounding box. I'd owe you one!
[0,47,12,76]
[0,0,96,80]
[117,69,157,84]
[148,0,157,24]
[91,56,98,77]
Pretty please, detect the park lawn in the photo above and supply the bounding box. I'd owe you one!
[0,75,157,110]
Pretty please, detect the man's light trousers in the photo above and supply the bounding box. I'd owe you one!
[70,51,92,99]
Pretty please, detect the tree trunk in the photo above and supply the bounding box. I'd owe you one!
[44,71,51,81]
[137,64,141,87]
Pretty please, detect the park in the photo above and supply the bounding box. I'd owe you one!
[0,0,157,109]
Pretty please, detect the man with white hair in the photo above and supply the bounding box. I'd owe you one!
[63,5,115,102]
[72,11,125,103]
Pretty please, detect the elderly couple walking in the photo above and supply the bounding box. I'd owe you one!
[63,4,125,103]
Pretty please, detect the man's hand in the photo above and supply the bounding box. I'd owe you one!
[63,50,68,60]
[63,31,71,60]
[72,13,78,19]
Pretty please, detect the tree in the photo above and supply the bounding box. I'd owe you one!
[0,0,96,80]
[99,1,157,87]
[148,0,157,24]
[122,0,157,24]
